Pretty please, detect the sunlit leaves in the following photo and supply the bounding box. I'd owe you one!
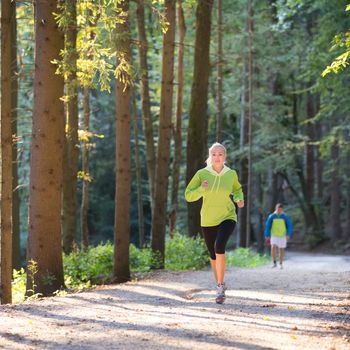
[322,5,350,76]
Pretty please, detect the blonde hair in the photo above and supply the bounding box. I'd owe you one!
[205,142,227,166]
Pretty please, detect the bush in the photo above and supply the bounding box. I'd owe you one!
[63,242,114,287]
[12,268,26,304]
[165,233,208,270]
[12,241,270,302]
[226,247,269,267]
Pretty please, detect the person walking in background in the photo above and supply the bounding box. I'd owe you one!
[264,203,293,269]
[185,142,244,304]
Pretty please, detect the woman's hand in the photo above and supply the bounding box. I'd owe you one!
[202,180,209,189]
[237,200,244,208]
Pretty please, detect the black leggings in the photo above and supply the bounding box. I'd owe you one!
[201,220,236,260]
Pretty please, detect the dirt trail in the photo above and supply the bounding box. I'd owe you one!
[0,251,349,350]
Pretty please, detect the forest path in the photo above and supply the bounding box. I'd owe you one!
[0,252,349,350]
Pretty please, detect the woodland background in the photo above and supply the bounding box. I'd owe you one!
[0,0,349,304]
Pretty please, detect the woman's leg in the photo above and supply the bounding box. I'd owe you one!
[215,254,226,284]
[202,226,218,283]
[215,220,236,284]
[210,259,218,283]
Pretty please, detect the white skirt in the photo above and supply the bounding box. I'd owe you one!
[271,236,287,248]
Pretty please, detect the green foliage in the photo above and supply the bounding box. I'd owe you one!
[12,268,26,304]
[226,248,270,268]
[322,5,350,76]
[165,233,208,271]
[63,242,114,287]
[129,244,154,272]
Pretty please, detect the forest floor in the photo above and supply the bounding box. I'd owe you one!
[0,251,349,350]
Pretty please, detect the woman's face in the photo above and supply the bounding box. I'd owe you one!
[210,146,226,167]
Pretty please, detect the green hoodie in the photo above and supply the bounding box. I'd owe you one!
[185,165,244,227]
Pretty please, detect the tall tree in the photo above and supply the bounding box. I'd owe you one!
[11,0,21,270]
[132,93,145,247]
[345,130,350,239]
[114,0,132,283]
[186,0,214,237]
[169,0,185,237]
[216,0,223,142]
[62,0,79,253]
[329,142,342,239]
[239,0,253,247]
[151,0,176,265]
[26,0,65,296]
[80,7,97,248]
[1,0,14,304]
[81,87,91,248]
[136,0,156,206]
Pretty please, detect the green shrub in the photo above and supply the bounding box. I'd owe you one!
[226,247,269,267]
[165,233,208,271]
[63,242,114,287]
[129,244,153,272]
[12,268,26,304]
[12,244,269,303]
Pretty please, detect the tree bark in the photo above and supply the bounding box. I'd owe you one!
[169,0,185,237]
[11,0,21,271]
[345,130,350,239]
[114,0,131,283]
[1,0,14,304]
[136,0,156,207]
[62,0,79,253]
[151,0,176,266]
[305,89,316,203]
[132,93,145,248]
[186,0,213,237]
[239,0,253,248]
[27,0,65,296]
[330,143,342,239]
[245,0,253,247]
[81,87,90,248]
[216,0,223,142]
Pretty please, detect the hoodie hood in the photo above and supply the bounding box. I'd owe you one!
[204,165,231,194]
[204,164,231,176]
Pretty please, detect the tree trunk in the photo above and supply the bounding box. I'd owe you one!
[239,0,253,248]
[305,89,316,203]
[329,143,342,239]
[169,0,185,237]
[11,0,21,270]
[81,87,90,248]
[245,0,253,247]
[151,0,176,266]
[255,173,264,253]
[114,0,131,283]
[1,0,14,304]
[27,0,65,296]
[132,93,145,248]
[136,0,156,207]
[315,120,323,201]
[291,80,321,237]
[267,166,279,213]
[186,0,213,237]
[345,130,350,239]
[62,0,79,253]
[216,0,223,142]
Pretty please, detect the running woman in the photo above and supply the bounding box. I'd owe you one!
[185,143,244,304]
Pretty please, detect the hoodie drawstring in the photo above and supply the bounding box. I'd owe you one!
[210,175,221,193]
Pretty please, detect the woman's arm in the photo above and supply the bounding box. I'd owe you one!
[185,171,206,202]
